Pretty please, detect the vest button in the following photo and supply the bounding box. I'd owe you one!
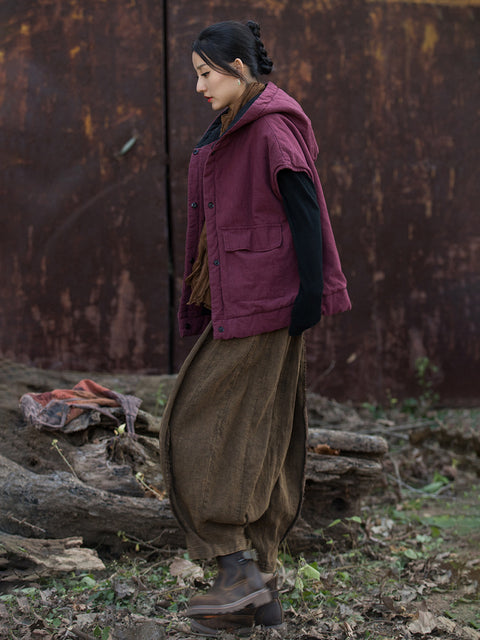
[218,326,224,333]
[208,202,214,208]
[185,323,191,330]
[213,259,219,266]
[191,202,198,208]
[193,149,199,155]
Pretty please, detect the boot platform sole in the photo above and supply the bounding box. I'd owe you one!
[190,618,253,637]
[190,619,287,638]
[186,586,271,617]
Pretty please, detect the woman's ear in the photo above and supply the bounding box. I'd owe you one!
[232,58,245,75]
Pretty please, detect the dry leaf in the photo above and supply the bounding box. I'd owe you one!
[436,616,457,633]
[15,596,31,613]
[408,609,437,634]
[169,557,204,584]
[112,578,136,599]
[435,570,452,585]
[311,443,340,456]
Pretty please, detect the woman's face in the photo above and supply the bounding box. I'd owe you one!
[192,52,244,111]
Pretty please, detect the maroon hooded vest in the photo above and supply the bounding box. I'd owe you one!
[178,82,351,340]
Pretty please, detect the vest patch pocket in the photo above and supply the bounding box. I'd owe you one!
[221,225,288,305]
[222,225,282,253]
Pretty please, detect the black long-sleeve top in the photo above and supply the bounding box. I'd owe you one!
[278,169,324,335]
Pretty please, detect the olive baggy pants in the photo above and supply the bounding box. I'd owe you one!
[159,323,307,572]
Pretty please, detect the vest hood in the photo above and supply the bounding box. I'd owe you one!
[198,83,319,160]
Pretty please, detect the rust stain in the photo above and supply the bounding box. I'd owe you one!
[70,5,84,21]
[248,0,289,16]
[448,168,455,201]
[424,199,433,219]
[367,0,480,5]
[40,256,47,290]
[373,169,384,225]
[83,106,93,140]
[403,17,416,44]
[422,23,439,56]
[300,0,336,10]
[60,289,72,313]
[299,60,312,85]
[373,42,385,64]
[108,270,147,366]
[27,226,34,262]
[85,305,102,334]
[69,46,81,59]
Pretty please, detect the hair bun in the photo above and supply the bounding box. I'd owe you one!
[246,20,274,75]
[246,20,261,39]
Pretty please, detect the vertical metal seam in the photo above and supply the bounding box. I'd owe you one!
[162,0,175,374]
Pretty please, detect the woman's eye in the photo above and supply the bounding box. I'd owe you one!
[201,72,210,78]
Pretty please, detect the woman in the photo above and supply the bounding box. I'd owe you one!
[160,20,351,636]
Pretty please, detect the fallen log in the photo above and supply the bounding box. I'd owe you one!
[0,427,387,553]
[308,428,388,457]
[0,532,105,580]
[0,361,388,553]
[300,428,387,532]
[0,453,181,551]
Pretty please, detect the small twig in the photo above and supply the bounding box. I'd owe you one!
[365,419,438,440]
[370,427,409,440]
[119,531,165,552]
[385,419,437,433]
[434,482,453,496]
[387,454,404,499]
[70,627,96,640]
[51,439,79,479]
[363,533,389,547]
[386,473,444,498]
[135,472,165,500]
[319,360,336,378]
[5,513,46,534]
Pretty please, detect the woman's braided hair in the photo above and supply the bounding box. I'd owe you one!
[245,20,274,76]
[193,20,274,80]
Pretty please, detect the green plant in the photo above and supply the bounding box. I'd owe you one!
[422,470,450,494]
[51,438,78,478]
[154,383,167,416]
[361,401,384,420]
[400,396,420,415]
[414,356,440,410]
[93,626,111,640]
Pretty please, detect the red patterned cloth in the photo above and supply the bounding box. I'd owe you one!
[20,379,141,435]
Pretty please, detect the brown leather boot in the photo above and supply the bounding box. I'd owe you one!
[185,550,271,617]
[190,610,255,637]
[189,576,284,636]
[253,576,284,627]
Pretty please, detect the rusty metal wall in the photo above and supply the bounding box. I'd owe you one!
[0,0,170,372]
[1,1,479,403]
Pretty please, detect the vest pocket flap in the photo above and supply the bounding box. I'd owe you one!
[222,225,283,252]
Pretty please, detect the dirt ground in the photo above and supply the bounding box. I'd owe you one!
[0,359,479,640]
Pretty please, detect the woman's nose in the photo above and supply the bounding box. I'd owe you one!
[196,77,205,93]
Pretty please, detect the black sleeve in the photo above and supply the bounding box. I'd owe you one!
[277,169,323,336]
